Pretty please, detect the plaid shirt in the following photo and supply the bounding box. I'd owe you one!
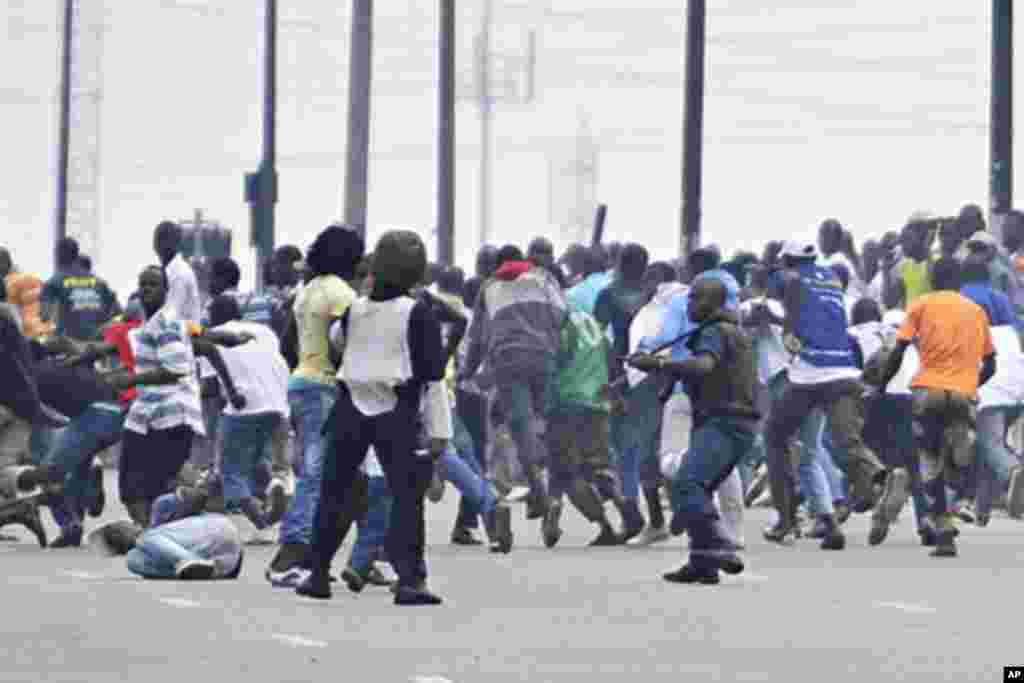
[123,307,205,436]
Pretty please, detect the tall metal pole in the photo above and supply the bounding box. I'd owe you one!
[248,0,278,293]
[344,0,374,239]
[477,0,493,248]
[437,0,456,265]
[679,0,706,262]
[991,0,1013,240]
[54,0,74,271]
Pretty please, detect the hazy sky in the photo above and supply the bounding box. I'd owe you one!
[0,1,1011,294]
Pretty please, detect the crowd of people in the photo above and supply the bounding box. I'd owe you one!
[2,201,1024,604]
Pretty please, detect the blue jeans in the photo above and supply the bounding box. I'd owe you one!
[671,417,756,557]
[221,412,282,509]
[448,414,491,530]
[438,445,497,521]
[349,475,392,573]
[280,380,337,546]
[43,405,124,518]
[127,529,201,578]
[796,410,834,516]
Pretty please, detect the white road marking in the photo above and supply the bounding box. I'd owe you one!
[872,601,937,615]
[159,597,201,609]
[62,570,103,580]
[736,572,769,583]
[271,634,328,649]
[411,677,454,683]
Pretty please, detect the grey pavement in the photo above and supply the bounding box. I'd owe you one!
[0,471,1020,683]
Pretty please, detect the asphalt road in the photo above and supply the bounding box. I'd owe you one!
[0,471,1020,683]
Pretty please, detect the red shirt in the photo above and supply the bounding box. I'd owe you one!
[103,320,142,405]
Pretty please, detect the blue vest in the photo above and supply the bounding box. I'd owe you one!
[793,264,855,369]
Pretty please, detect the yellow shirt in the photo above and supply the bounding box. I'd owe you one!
[292,275,357,385]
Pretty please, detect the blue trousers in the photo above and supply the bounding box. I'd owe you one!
[220,412,282,509]
[671,417,756,561]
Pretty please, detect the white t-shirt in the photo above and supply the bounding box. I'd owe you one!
[626,282,687,388]
[740,298,788,385]
[979,325,1024,409]
[210,320,290,418]
[165,253,203,325]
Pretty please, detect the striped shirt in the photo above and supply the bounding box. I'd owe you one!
[123,307,205,436]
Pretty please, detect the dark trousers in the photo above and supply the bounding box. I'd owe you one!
[119,426,194,505]
[766,378,885,518]
[672,418,756,565]
[309,386,432,587]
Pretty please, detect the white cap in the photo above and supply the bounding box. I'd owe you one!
[780,240,817,260]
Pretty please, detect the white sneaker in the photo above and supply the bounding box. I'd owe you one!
[266,566,309,588]
[503,486,531,503]
[628,525,671,547]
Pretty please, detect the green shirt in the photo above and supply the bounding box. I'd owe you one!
[898,258,932,305]
[551,309,610,414]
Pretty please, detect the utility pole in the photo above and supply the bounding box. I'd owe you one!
[343,0,374,239]
[476,0,493,248]
[679,0,706,262]
[463,0,536,249]
[54,0,106,272]
[437,0,456,265]
[991,0,1013,240]
[246,0,278,293]
[54,0,73,271]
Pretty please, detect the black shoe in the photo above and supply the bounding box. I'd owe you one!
[976,513,991,528]
[588,524,622,546]
[296,571,332,600]
[394,585,443,606]
[50,526,83,549]
[525,494,549,520]
[918,524,937,547]
[807,517,829,539]
[706,550,744,575]
[834,501,851,525]
[450,526,483,546]
[930,540,958,558]
[341,567,366,594]
[269,543,308,574]
[820,528,846,551]
[11,503,47,548]
[669,511,687,537]
[264,481,288,527]
[87,465,106,518]
[663,564,720,585]
[868,516,890,547]
[762,519,799,545]
[487,504,513,554]
[541,500,563,549]
[175,559,216,580]
[619,499,646,544]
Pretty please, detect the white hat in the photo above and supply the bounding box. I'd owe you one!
[780,240,817,260]
[967,230,997,247]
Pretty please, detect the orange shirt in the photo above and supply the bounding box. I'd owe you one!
[4,272,54,340]
[896,291,995,399]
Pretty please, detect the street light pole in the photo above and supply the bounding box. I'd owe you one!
[344,0,374,240]
[477,0,493,248]
[246,0,278,293]
[991,0,1013,239]
[54,0,74,271]
[679,0,706,262]
[437,0,456,266]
